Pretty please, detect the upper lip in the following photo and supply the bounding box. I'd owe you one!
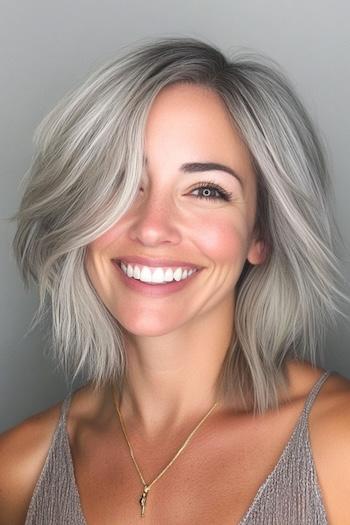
[113,255,202,269]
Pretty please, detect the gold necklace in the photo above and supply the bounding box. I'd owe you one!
[112,385,218,518]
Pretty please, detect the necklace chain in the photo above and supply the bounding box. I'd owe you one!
[112,384,218,517]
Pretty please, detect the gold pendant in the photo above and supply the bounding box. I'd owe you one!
[139,485,150,517]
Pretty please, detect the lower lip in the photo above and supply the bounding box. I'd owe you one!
[113,262,202,297]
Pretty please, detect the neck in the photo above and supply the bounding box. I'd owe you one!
[114,304,234,439]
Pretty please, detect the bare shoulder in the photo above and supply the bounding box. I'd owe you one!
[0,396,66,525]
[0,402,58,524]
[0,390,74,524]
[302,363,350,524]
[0,382,102,525]
[287,359,350,441]
[285,359,350,522]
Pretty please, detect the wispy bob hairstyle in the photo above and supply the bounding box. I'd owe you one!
[12,37,347,413]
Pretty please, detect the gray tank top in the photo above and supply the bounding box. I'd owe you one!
[24,370,331,524]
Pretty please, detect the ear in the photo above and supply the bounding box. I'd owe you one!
[247,239,266,265]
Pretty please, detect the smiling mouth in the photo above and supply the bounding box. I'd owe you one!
[114,260,200,285]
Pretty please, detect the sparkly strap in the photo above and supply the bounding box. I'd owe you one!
[303,370,331,419]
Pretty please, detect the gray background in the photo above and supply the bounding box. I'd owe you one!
[1,0,349,432]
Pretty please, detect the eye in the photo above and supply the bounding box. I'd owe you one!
[190,181,233,202]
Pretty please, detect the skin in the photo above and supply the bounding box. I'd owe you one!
[85,82,265,437]
[1,83,350,525]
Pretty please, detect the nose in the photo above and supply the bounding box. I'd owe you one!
[128,190,182,247]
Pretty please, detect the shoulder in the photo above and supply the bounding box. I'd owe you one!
[0,381,104,525]
[286,359,350,522]
[304,364,350,524]
[0,394,66,525]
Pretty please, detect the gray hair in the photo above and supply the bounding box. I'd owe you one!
[12,37,348,413]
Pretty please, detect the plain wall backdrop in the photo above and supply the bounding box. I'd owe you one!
[1,0,349,432]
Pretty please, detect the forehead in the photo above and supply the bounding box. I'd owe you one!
[144,83,254,174]
[146,83,236,136]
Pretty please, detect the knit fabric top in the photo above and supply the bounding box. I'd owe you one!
[25,370,331,524]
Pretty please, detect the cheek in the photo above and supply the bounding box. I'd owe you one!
[195,216,249,264]
[85,233,115,294]
[88,223,121,251]
[84,247,104,293]
[84,248,118,318]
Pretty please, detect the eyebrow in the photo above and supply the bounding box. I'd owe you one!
[179,162,243,186]
[144,158,243,187]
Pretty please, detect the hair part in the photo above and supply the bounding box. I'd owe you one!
[12,37,349,414]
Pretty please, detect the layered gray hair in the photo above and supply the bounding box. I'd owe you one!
[12,37,347,413]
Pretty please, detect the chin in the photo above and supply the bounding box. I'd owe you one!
[111,313,178,338]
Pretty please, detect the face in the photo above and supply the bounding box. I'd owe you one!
[85,83,265,337]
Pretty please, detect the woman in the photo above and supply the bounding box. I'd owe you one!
[1,38,349,524]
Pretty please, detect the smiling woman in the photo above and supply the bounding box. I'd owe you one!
[1,37,350,525]
[85,82,263,335]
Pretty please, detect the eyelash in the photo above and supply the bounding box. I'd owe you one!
[138,181,233,202]
[190,181,233,202]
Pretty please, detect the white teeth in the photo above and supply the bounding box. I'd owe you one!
[152,267,166,283]
[127,265,133,278]
[133,265,141,279]
[164,268,174,282]
[119,262,197,284]
[173,268,183,281]
[140,266,152,283]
